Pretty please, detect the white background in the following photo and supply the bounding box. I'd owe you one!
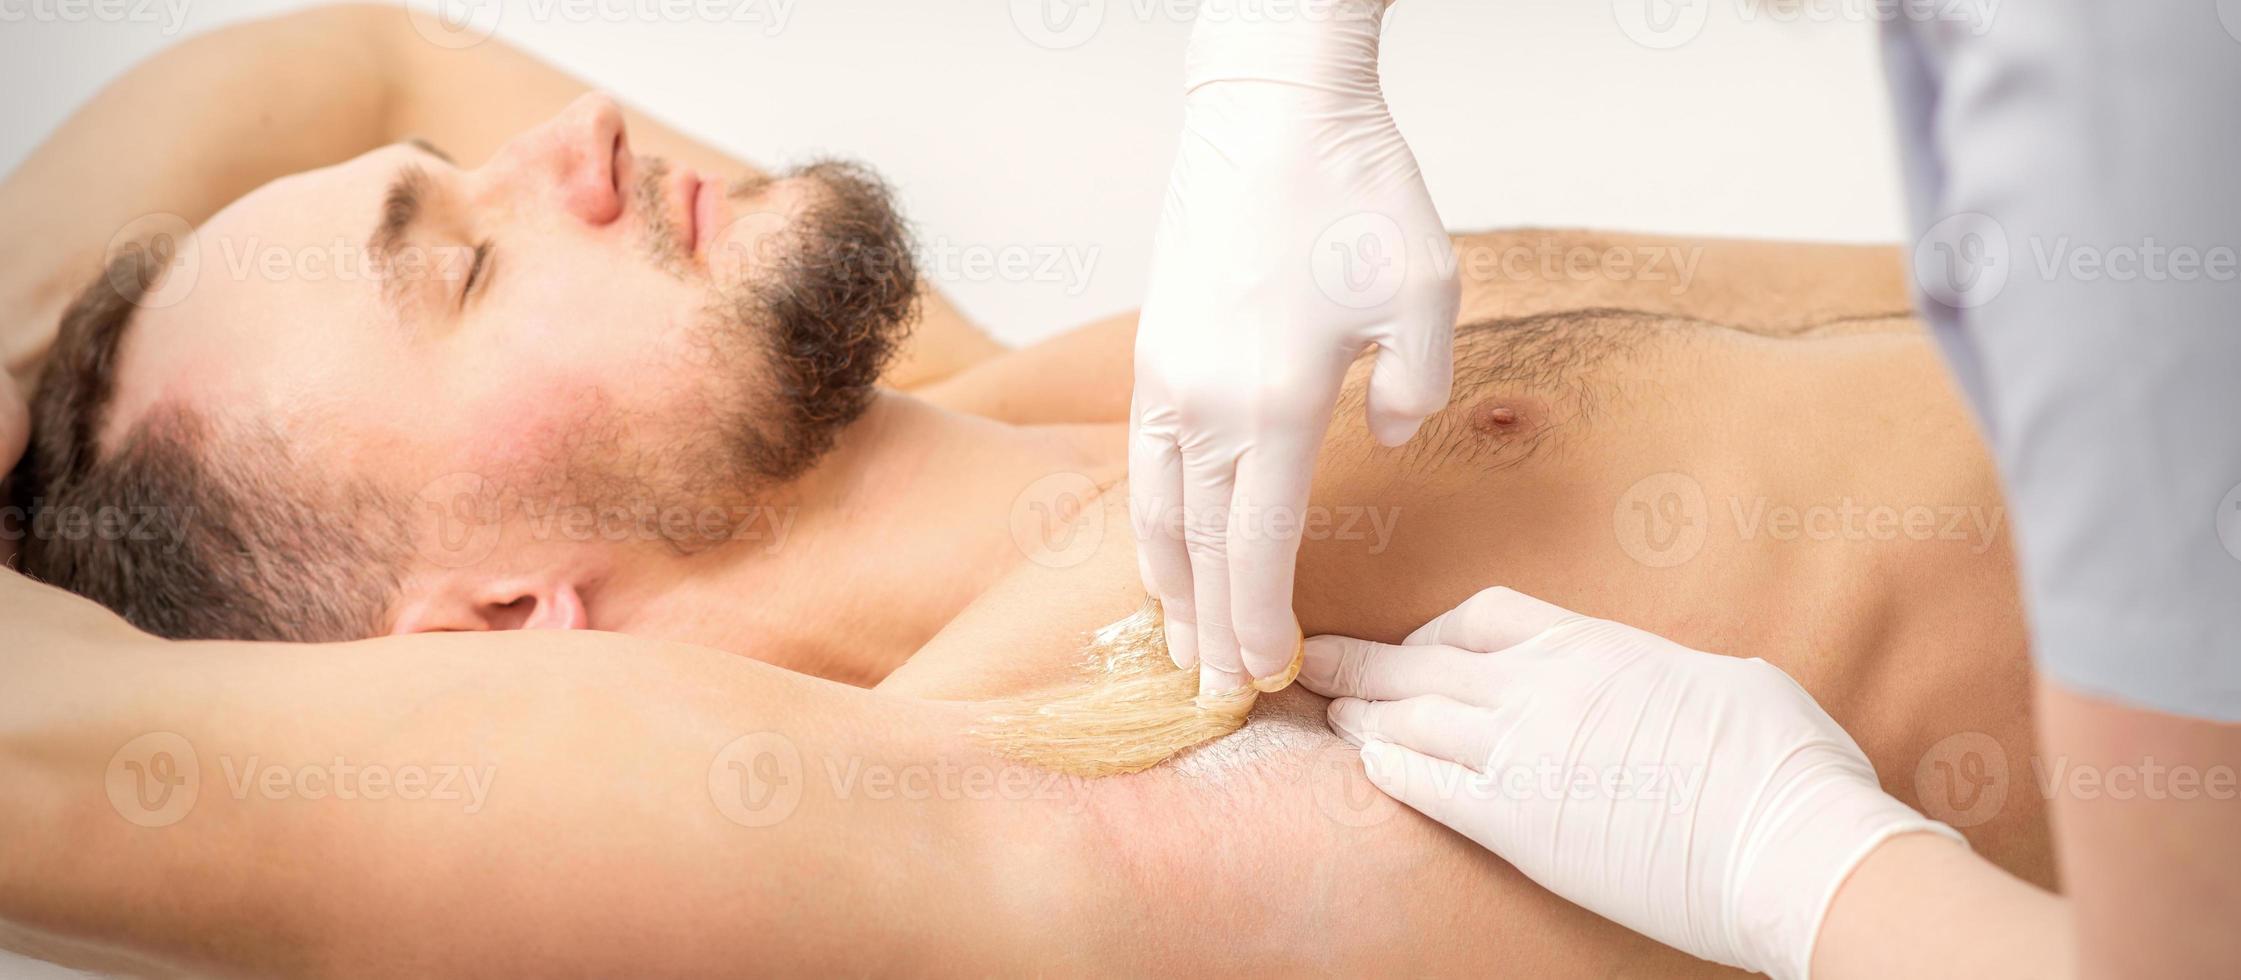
[0,0,1909,348]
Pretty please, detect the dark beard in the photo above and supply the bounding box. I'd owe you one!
[705,159,921,490]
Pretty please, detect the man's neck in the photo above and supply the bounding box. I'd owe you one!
[602,392,1124,684]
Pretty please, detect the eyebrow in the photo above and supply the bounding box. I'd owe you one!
[404,137,455,164]
[366,139,458,263]
[367,164,432,265]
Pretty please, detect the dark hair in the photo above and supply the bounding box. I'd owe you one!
[5,246,409,642]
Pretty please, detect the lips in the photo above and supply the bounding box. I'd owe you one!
[663,164,729,267]
[690,174,713,258]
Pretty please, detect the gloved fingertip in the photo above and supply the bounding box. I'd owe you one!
[1298,635,1345,691]
[1243,633,1303,693]
[1358,738,1401,786]
[1326,697,1367,746]
[1199,662,1248,697]
[1368,412,1429,448]
[1163,616,1198,670]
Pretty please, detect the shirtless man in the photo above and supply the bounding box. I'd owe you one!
[2,5,2043,975]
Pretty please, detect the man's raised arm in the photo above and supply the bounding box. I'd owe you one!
[0,571,1076,976]
[1,4,998,394]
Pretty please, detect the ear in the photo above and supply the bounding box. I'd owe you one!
[388,576,588,634]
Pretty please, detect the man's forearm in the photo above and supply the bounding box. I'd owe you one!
[0,5,402,387]
[2,4,998,393]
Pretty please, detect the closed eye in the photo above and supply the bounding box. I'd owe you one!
[461,240,494,306]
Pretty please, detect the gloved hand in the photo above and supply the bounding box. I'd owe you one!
[1132,0,1459,694]
[1299,587,1962,980]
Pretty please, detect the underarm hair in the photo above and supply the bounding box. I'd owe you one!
[973,601,1302,777]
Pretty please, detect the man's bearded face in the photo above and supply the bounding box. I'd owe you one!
[103,93,920,570]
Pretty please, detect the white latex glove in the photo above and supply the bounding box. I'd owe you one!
[1132,0,1459,694]
[1299,587,1963,980]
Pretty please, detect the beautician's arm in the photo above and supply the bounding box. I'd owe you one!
[0,3,1000,394]
[0,569,1056,976]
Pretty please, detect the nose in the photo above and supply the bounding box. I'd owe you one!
[483,92,626,226]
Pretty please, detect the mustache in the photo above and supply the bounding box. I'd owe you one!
[630,156,690,270]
